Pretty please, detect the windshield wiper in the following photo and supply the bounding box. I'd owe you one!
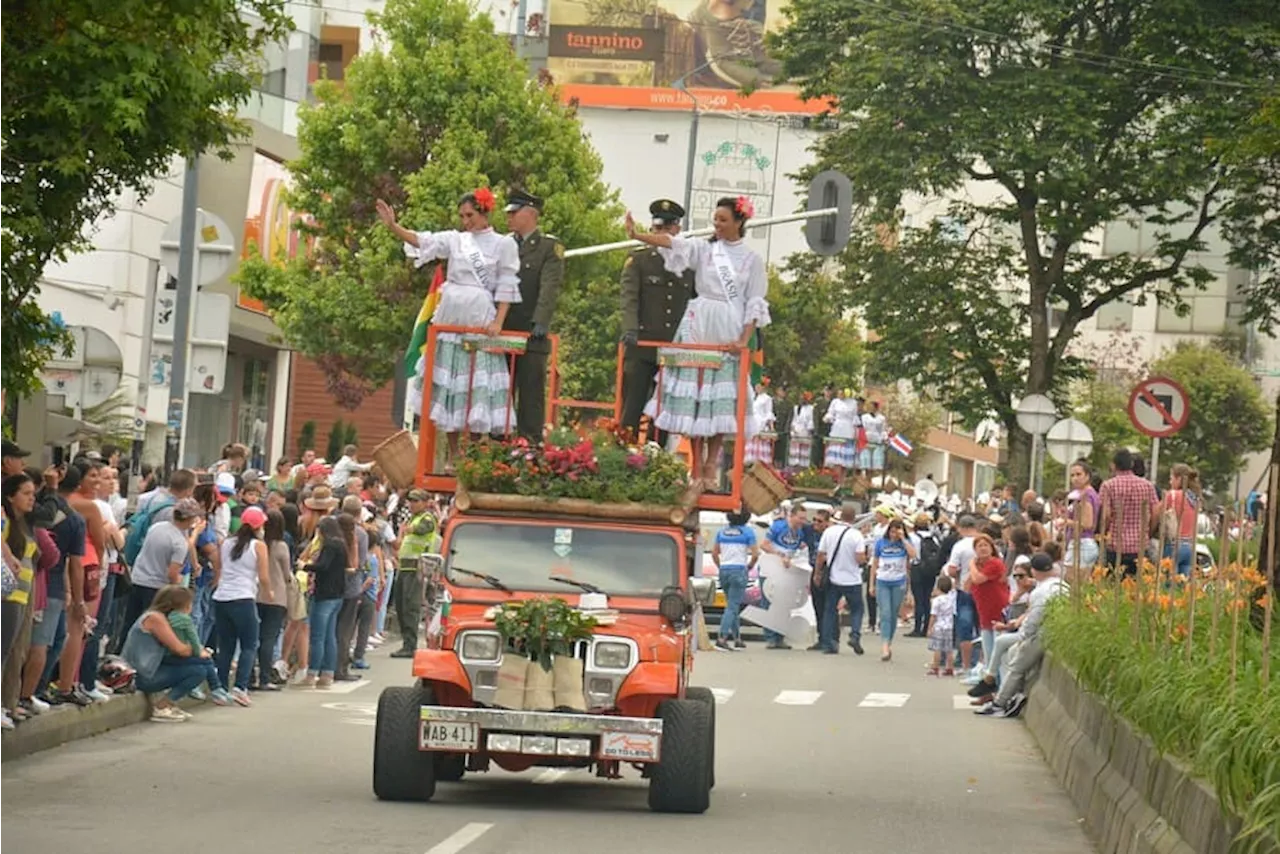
[548,575,604,595]
[451,567,511,592]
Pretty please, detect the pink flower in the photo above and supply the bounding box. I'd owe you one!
[626,454,647,469]
[735,195,755,219]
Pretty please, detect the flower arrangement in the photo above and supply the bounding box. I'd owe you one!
[456,418,691,505]
[493,597,598,671]
[788,467,839,490]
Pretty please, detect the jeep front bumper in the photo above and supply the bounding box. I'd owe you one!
[419,706,664,762]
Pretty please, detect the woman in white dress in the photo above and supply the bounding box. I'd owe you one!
[624,196,771,484]
[789,391,815,469]
[859,399,888,472]
[376,192,521,461]
[823,389,859,477]
[745,381,775,464]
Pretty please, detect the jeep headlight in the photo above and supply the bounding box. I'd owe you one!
[593,641,632,670]
[460,633,501,662]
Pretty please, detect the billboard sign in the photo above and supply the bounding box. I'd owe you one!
[547,0,828,115]
[240,152,317,313]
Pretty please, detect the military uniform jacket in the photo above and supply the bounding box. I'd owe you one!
[621,247,695,356]
[774,397,795,434]
[813,397,833,437]
[504,229,564,354]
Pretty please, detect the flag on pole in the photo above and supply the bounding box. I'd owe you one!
[888,433,913,457]
[749,328,765,386]
[404,265,445,374]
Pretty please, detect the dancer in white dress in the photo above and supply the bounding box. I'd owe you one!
[823,389,860,476]
[745,381,775,464]
[859,400,888,472]
[789,391,815,469]
[376,192,521,461]
[624,196,771,484]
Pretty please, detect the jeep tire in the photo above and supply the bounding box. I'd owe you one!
[373,685,436,801]
[684,686,716,789]
[647,698,713,814]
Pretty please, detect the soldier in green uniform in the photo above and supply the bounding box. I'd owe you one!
[620,199,696,436]
[812,385,834,469]
[503,190,564,440]
[773,385,794,468]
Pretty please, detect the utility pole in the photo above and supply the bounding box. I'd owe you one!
[164,157,200,476]
[128,260,159,505]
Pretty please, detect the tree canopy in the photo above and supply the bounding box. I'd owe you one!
[237,0,624,408]
[762,261,865,392]
[2,0,293,399]
[772,0,1280,485]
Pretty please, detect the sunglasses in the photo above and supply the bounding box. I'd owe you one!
[1012,573,1029,579]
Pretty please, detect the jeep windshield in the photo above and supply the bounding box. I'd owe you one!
[445,521,679,597]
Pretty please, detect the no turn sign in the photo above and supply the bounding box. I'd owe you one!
[1127,376,1190,439]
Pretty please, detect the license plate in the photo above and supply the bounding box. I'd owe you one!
[599,731,661,761]
[421,721,478,751]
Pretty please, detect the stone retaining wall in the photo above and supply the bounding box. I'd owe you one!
[1026,654,1276,854]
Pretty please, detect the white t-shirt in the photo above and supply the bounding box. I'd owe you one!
[862,412,887,443]
[818,523,866,586]
[930,590,957,633]
[947,536,977,586]
[93,498,120,565]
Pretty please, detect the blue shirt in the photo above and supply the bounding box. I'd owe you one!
[800,522,821,557]
[362,554,380,603]
[767,519,804,553]
[48,505,87,601]
[193,522,218,588]
[715,525,757,570]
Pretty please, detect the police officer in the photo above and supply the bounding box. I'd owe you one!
[620,199,696,434]
[390,489,437,658]
[503,190,564,440]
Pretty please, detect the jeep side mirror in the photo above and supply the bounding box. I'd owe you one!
[689,576,715,607]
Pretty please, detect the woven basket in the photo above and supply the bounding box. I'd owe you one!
[741,462,789,516]
[372,429,419,490]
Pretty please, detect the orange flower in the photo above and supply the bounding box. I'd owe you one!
[1158,594,1173,611]
[1159,557,1174,571]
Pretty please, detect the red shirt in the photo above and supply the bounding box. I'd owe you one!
[970,556,1010,629]
[1099,472,1159,555]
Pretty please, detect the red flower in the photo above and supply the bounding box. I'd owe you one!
[473,187,495,213]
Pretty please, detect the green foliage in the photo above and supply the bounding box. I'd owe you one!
[493,597,598,671]
[297,420,317,455]
[879,387,946,480]
[763,262,864,392]
[236,0,623,408]
[343,422,358,449]
[771,0,1280,488]
[2,1,293,399]
[1043,563,1279,853]
[1150,341,1272,494]
[326,420,346,464]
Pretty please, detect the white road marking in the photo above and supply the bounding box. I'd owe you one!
[324,679,371,695]
[344,717,376,726]
[321,702,377,714]
[424,822,494,854]
[532,768,568,784]
[858,692,911,708]
[710,688,736,705]
[773,690,823,705]
[954,695,977,710]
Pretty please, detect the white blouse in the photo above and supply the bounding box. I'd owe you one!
[792,404,815,437]
[660,236,771,327]
[407,228,521,305]
[825,398,860,439]
[862,412,888,443]
[752,393,775,431]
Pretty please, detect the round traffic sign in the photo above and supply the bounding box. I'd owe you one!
[1045,417,1093,466]
[159,209,236,285]
[1016,393,1057,435]
[1127,376,1189,439]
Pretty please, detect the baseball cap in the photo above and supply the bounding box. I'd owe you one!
[1014,554,1032,568]
[1030,553,1055,574]
[172,498,203,521]
[239,506,268,530]
[406,488,430,501]
[2,440,30,458]
[215,472,236,495]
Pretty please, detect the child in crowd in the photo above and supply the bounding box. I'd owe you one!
[159,586,233,706]
[926,574,957,676]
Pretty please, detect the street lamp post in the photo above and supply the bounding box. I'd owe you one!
[671,63,714,231]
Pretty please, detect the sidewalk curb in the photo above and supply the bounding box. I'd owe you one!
[2,694,202,763]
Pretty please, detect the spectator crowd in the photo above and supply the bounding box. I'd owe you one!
[2,440,443,728]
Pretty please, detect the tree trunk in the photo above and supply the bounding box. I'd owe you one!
[1004,421,1033,495]
[1258,392,1280,593]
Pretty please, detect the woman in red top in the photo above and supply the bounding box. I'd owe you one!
[966,534,1010,672]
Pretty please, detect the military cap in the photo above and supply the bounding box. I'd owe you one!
[650,199,685,225]
[505,189,544,213]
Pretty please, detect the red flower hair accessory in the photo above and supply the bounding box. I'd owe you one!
[734,195,755,218]
[472,187,495,213]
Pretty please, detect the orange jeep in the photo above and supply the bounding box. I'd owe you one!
[371,508,719,813]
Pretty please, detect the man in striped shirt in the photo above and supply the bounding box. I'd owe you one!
[1098,449,1158,578]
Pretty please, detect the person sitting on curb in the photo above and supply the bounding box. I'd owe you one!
[121,584,226,722]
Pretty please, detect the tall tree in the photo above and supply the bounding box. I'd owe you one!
[1148,341,1272,494]
[236,0,623,408]
[772,0,1280,484]
[2,1,293,399]
[763,263,865,392]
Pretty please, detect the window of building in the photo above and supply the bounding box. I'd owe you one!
[237,357,272,468]
[1094,298,1134,331]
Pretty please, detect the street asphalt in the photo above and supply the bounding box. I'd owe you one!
[1,632,1095,854]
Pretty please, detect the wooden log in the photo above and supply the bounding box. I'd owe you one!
[456,485,698,525]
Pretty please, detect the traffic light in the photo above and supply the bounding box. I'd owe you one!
[804,170,852,256]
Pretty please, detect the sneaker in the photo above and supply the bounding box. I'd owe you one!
[230,687,253,707]
[806,643,825,652]
[94,681,115,696]
[714,639,734,652]
[189,686,208,701]
[315,675,333,690]
[174,707,195,720]
[300,674,317,688]
[334,673,361,681]
[150,706,187,723]
[210,688,233,706]
[961,674,983,686]
[967,678,997,698]
[352,659,371,670]
[85,687,111,704]
[389,648,415,659]
[53,687,93,707]
[1,709,14,730]
[974,702,1001,716]
[733,639,746,649]
[22,696,49,714]
[1001,693,1029,718]
[848,639,865,656]
[272,660,290,683]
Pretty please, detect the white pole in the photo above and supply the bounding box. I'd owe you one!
[1150,436,1161,487]
[563,207,840,259]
